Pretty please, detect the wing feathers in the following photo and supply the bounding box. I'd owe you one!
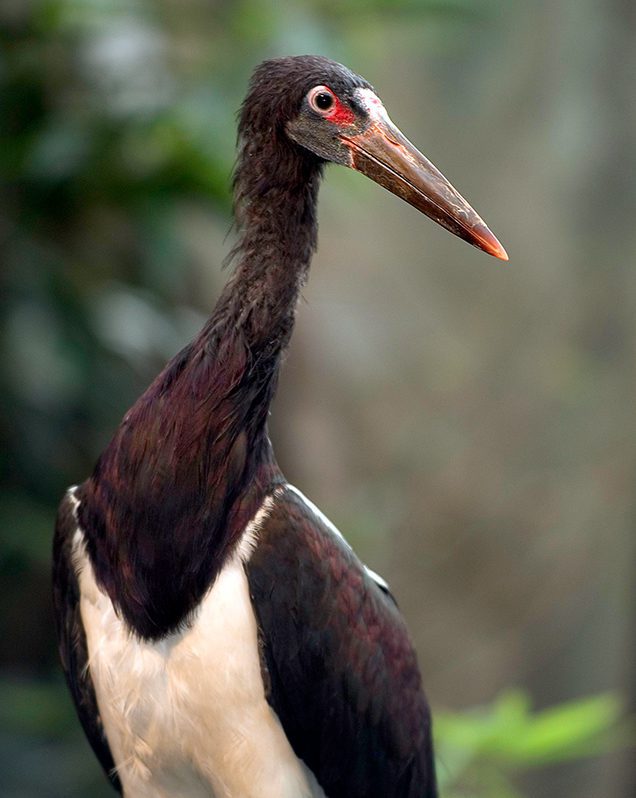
[247,486,437,798]
[52,488,122,794]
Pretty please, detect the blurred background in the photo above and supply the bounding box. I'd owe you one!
[1,0,634,796]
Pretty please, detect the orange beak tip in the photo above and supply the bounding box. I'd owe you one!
[475,228,508,261]
[493,244,509,262]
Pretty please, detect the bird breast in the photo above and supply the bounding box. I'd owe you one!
[72,495,325,798]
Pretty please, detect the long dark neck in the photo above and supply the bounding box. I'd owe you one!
[217,140,322,351]
[79,144,323,640]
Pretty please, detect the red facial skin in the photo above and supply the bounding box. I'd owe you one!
[324,95,356,126]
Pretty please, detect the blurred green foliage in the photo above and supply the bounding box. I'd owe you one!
[0,0,632,796]
[436,690,628,798]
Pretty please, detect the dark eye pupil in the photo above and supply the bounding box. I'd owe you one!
[315,92,333,111]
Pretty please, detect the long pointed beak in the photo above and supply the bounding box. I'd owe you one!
[340,113,508,261]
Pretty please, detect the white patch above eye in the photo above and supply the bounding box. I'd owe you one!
[354,87,392,125]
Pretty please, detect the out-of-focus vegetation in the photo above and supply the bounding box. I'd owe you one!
[1,0,634,796]
[437,691,628,798]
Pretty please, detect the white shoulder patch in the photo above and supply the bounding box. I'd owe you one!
[284,483,391,593]
[235,493,277,562]
[285,484,349,546]
[66,485,80,512]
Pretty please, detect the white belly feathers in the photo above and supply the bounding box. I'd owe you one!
[70,488,324,798]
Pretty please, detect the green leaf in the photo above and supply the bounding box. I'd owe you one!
[435,690,631,796]
[492,693,625,764]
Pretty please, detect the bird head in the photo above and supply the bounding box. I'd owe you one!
[240,55,507,260]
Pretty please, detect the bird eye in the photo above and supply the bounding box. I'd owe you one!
[308,86,335,114]
[314,93,333,111]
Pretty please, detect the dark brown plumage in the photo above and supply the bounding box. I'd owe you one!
[53,55,506,798]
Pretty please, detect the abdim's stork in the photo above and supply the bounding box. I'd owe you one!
[53,56,506,798]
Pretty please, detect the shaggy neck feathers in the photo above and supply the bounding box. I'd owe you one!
[79,127,323,640]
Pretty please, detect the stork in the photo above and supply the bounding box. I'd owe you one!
[52,55,507,798]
